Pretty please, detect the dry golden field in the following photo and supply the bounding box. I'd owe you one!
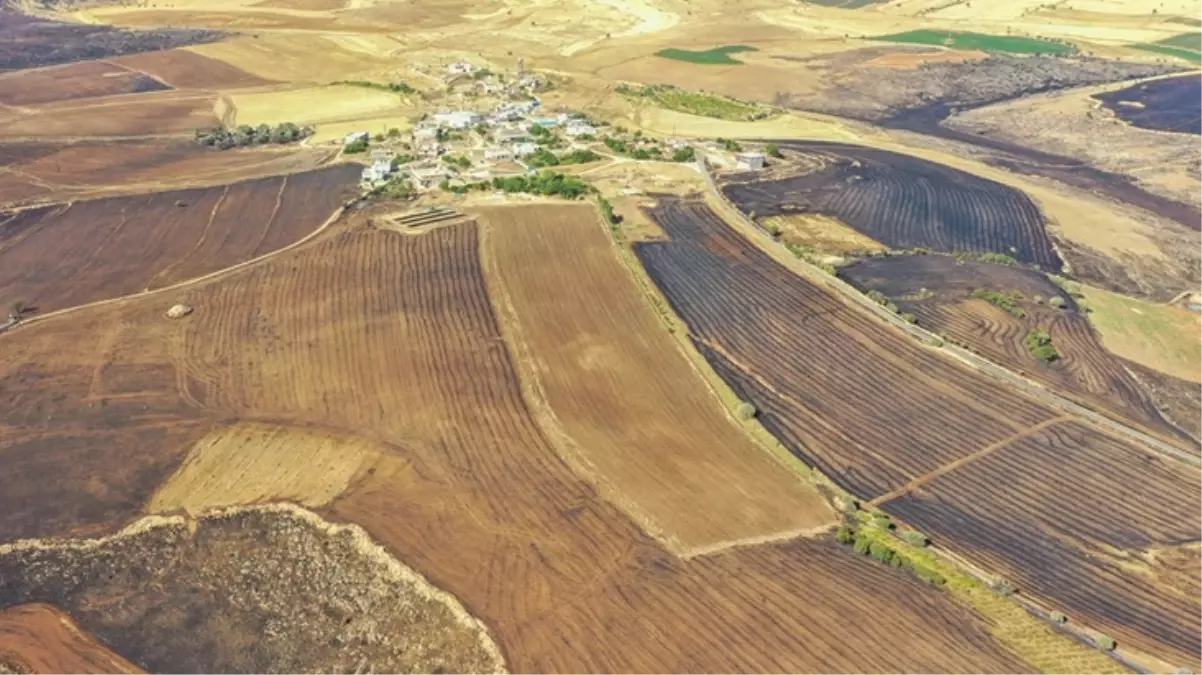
[478,203,833,555]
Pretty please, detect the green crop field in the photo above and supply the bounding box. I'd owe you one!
[1156,32,1202,50]
[1132,43,1202,63]
[655,45,759,65]
[873,30,1076,55]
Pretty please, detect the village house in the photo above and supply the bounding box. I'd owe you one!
[361,158,393,184]
[484,147,514,162]
[735,152,766,171]
[564,121,596,137]
[494,126,528,144]
[433,111,483,129]
[409,164,452,189]
[413,125,439,143]
[344,131,370,145]
[511,142,540,157]
[447,62,475,76]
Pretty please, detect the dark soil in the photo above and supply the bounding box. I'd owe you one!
[0,11,223,71]
[0,508,500,674]
[839,253,1197,445]
[1095,74,1202,135]
[723,141,1062,269]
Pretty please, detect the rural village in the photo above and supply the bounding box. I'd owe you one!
[0,0,1198,673]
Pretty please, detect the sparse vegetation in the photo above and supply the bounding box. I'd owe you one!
[654,45,758,65]
[343,138,369,154]
[330,79,416,94]
[979,252,1019,266]
[1025,330,1060,363]
[1049,611,1067,625]
[971,288,1027,318]
[736,402,758,420]
[672,146,696,163]
[1095,635,1117,651]
[616,83,769,121]
[195,123,313,150]
[901,531,928,547]
[597,196,619,226]
[874,30,1076,55]
[765,143,782,158]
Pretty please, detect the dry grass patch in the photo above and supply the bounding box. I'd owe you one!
[228,84,412,128]
[147,422,382,515]
[761,213,886,254]
[1078,283,1201,383]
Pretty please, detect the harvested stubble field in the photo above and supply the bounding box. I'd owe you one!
[1094,74,1201,135]
[478,203,832,555]
[0,604,144,674]
[0,140,332,207]
[0,61,167,107]
[0,215,1031,672]
[636,195,1201,669]
[886,420,1202,670]
[0,90,219,140]
[840,255,1198,445]
[722,141,1062,269]
[111,48,271,90]
[0,162,358,314]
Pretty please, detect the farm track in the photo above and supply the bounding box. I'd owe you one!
[841,255,1199,447]
[723,141,1061,269]
[0,216,1032,673]
[637,194,1202,669]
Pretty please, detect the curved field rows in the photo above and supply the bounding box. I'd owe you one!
[0,604,144,674]
[0,163,358,314]
[636,196,1056,500]
[478,203,832,555]
[0,61,168,107]
[886,421,1202,669]
[0,217,1031,672]
[723,141,1062,270]
[841,255,1197,445]
[636,195,1201,668]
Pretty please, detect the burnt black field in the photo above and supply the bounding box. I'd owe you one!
[724,142,1063,270]
[0,12,222,70]
[1095,75,1201,135]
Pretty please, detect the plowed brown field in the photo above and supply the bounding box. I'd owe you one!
[112,49,270,89]
[0,163,358,314]
[637,195,1201,670]
[0,604,143,674]
[478,203,832,555]
[0,141,331,207]
[841,255,1198,446]
[0,215,1031,673]
[0,91,218,140]
[0,61,167,107]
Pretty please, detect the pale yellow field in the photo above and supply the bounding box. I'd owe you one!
[147,422,382,515]
[762,214,887,254]
[1078,284,1202,383]
[189,34,401,83]
[228,84,414,129]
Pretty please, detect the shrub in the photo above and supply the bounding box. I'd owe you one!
[853,535,871,556]
[901,312,917,324]
[1048,295,1067,309]
[971,288,1026,318]
[736,402,758,420]
[1025,330,1060,363]
[835,525,856,545]
[901,530,929,547]
[1096,635,1117,651]
[989,577,1017,597]
[344,139,369,154]
[866,290,889,305]
[765,142,782,158]
[872,515,893,530]
[929,335,945,348]
[597,196,619,225]
[979,252,1019,266]
[913,566,946,586]
[672,146,696,162]
[1049,611,1067,624]
[868,541,894,565]
[841,497,860,513]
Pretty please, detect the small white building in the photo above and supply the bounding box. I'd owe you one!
[447,62,475,75]
[410,164,452,188]
[512,142,540,157]
[361,159,392,184]
[484,147,514,162]
[370,148,396,163]
[344,131,370,146]
[433,111,483,129]
[735,152,765,171]
[413,126,439,142]
[564,121,596,137]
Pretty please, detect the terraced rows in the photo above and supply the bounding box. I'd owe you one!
[636,196,1055,499]
[723,141,1062,269]
[887,420,1201,668]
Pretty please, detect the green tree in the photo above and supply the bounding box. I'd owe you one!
[766,142,782,158]
[344,139,369,154]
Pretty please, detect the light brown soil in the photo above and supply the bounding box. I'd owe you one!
[0,604,143,674]
[112,49,272,90]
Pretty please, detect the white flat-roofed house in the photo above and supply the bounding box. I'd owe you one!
[344,131,369,145]
[564,121,596,137]
[484,147,514,162]
[409,164,452,188]
[511,142,540,157]
[361,159,392,184]
[735,152,765,171]
[433,111,483,129]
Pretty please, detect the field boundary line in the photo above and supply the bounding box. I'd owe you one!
[3,197,357,333]
[868,416,1072,508]
[698,153,1200,468]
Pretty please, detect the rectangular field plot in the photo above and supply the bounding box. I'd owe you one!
[635,196,1057,500]
[0,60,168,107]
[885,420,1202,669]
[0,90,218,140]
[479,204,832,555]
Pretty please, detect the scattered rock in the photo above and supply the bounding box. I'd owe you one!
[165,304,193,319]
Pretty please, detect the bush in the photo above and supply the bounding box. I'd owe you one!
[841,496,860,513]
[901,530,929,547]
[866,290,889,305]
[868,541,894,565]
[901,312,917,324]
[344,139,369,154]
[597,196,619,225]
[1095,635,1116,651]
[913,566,947,586]
[736,402,758,420]
[971,288,1026,318]
[979,252,1019,266]
[835,525,856,545]
[872,515,893,530]
[1048,295,1067,309]
[671,146,696,162]
[1025,330,1060,363]
[989,577,1017,597]
[766,142,782,158]
[1049,611,1067,625]
[853,535,871,556]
